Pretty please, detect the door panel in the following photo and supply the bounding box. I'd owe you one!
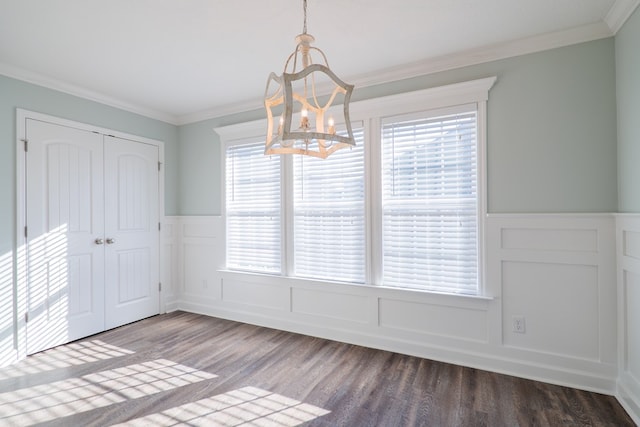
[104,136,160,329]
[25,119,105,354]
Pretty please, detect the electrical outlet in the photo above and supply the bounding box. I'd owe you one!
[512,316,526,333]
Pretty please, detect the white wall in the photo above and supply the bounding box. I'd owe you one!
[616,215,640,423]
[167,213,620,396]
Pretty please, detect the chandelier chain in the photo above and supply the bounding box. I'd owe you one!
[302,0,308,34]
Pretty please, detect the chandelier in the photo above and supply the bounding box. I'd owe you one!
[264,0,355,159]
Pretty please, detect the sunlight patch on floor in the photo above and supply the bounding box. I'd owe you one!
[0,340,134,380]
[0,359,217,426]
[114,386,330,427]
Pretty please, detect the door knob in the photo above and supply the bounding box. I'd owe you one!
[106,238,116,244]
[95,238,104,245]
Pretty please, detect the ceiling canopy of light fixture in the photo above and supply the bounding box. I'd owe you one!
[264,0,355,159]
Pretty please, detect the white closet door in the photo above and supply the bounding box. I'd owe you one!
[104,136,160,329]
[25,119,105,355]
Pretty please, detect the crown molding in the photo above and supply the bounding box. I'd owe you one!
[2,6,631,127]
[183,21,614,125]
[605,0,640,33]
[0,62,179,125]
[176,98,263,126]
[347,22,613,92]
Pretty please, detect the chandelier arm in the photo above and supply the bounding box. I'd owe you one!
[322,86,345,112]
[283,49,298,74]
[264,72,284,103]
[311,72,321,109]
[291,92,312,110]
[310,46,330,68]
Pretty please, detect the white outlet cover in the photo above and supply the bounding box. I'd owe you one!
[512,316,526,333]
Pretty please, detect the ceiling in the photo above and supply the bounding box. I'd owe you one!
[0,0,637,125]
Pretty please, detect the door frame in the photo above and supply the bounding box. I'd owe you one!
[15,109,166,359]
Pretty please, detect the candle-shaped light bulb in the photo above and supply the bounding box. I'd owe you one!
[327,117,336,135]
[300,108,310,130]
[277,116,284,134]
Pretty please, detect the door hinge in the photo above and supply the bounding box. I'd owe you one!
[158,161,161,171]
[158,282,162,292]
[158,222,161,231]
[24,226,27,238]
[21,139,28,152]
[24,312,29,323]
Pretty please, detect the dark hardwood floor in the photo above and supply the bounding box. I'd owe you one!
[0,311,634,426]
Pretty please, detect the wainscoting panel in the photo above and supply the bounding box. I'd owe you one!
[161,217,179,311]
[222,279,289,312]
[488,215,616,367]
[172,216,224,310]
[170,214,621,400]
[617,215,640,424]
[623,230,640,260]
[501,227,599,253]
[378,298,488,343]
[291,288,369,324]
[183,243,221,300]
[501,261,599,359]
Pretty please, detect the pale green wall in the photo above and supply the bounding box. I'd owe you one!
[178,38,618,215]
[616,7,640,212]
[178,110,265,215]
[0,74,179,364]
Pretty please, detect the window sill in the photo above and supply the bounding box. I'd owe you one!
[218,269,494,309]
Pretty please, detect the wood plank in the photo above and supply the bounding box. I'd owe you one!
[0,311,633,426]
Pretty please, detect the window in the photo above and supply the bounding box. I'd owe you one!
[224,129,365,283]
[381,106,478,294]
[293,129,365,283]
[225,141,281,273]
[218,77,494,296]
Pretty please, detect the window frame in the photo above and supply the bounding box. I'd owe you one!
[216,76,496,296]
[224,138,283,274]
[291,125,366,283]
[379,104,480,294]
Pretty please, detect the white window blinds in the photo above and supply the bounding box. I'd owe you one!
[225,142,281,273]
[293,128,365,283]
[381,107,479,294]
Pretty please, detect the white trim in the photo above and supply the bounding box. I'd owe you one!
[161,216,180,313]
[214,120,265,144]
[15,110,28,362]
[605,0,640,34]
[366,116,381,286]
[0,63,178,125]
[16,109,166,147]
[177,98,263,126]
